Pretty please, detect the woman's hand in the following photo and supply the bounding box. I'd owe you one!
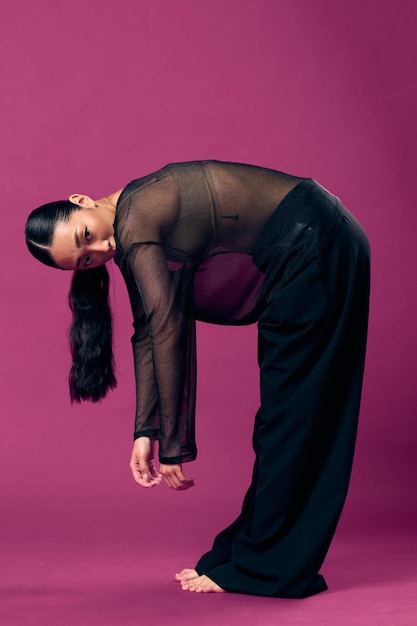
[159,464,195,491]
[129,437,194,490]
[129,437,162,488]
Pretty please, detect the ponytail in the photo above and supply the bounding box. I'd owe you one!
[68,266,117,402]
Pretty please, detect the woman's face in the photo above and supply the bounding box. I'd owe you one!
[49,207,116,270]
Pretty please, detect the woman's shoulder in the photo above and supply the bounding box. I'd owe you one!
[117,165,172,208]
[115,168,181,248]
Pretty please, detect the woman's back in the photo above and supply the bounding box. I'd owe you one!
[115,161,303,260]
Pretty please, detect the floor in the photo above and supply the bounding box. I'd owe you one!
[2,495,416,626]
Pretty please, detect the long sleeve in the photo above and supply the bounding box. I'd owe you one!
[120,244,197,464]
[121,263,159,438]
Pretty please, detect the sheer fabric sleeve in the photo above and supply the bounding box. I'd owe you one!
[120,264,159,440]
[122,243,197,465]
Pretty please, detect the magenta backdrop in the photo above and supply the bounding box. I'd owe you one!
[1,0,416,583]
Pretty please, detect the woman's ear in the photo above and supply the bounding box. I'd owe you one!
[69,194,95,208]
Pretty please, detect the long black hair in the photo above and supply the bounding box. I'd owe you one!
[25,201,117,402]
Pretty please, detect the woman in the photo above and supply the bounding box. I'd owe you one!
[25,160,370,597]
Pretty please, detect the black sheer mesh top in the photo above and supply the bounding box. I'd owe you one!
[114,161,342,464]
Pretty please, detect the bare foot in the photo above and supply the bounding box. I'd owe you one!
[175,568,199,582]
[181,574,225,593]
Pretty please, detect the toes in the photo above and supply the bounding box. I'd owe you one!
[180,574,225,593]
[180,579,196,591]
[181,580,195,590]
[175,568,198,581]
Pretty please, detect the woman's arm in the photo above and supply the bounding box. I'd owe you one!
[120,245,197,489]
[122,263,160,438]
[127,242,195,461]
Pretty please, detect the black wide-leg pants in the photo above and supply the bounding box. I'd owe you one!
[195,207,370,597]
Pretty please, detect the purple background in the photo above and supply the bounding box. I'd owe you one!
[1,1,416,624]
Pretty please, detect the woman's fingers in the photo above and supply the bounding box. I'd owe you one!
[130,463,161,487]
[129,440,161,488]
[128,442,193,490]
[159,464,195,491]
[149,461,162,479]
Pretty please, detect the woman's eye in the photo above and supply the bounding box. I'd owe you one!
[84,228,91,241]
[85,256,92,267]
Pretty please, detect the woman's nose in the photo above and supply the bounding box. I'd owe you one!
[90,239,114,252]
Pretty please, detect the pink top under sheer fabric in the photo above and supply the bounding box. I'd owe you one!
[113,161,342,464]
